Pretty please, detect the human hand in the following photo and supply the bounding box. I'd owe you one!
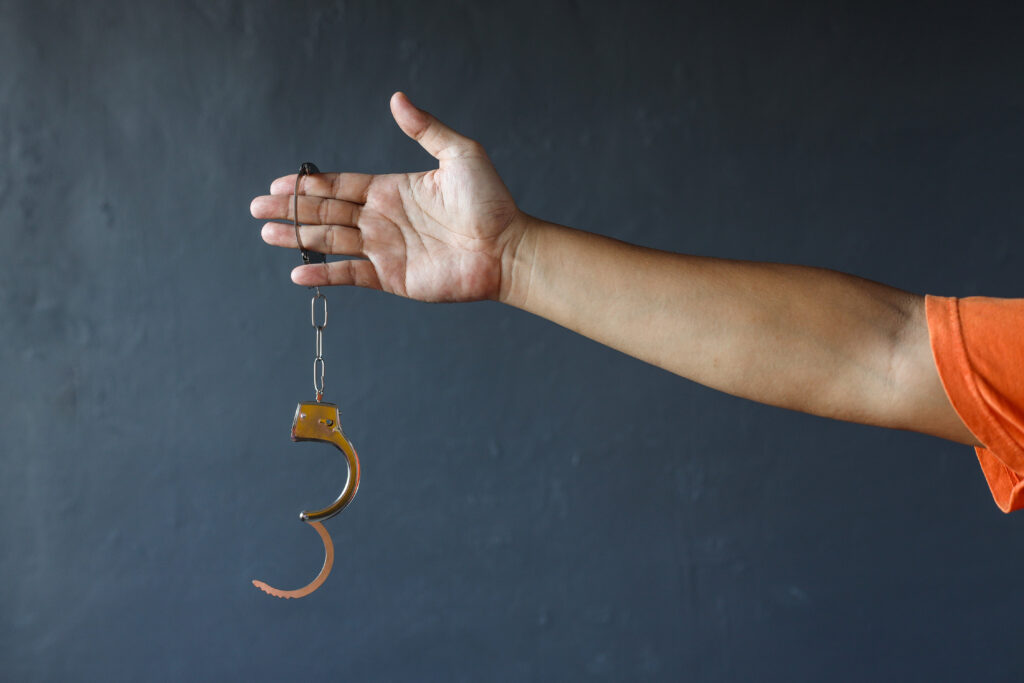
[252,92,528,303]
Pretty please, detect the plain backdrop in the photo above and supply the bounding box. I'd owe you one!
[2,1,1022,681]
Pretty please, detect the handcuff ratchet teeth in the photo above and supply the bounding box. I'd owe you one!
[252,162,362,599]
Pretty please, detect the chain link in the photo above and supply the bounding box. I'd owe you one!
[294,162,329,403]
[311,287,327,401]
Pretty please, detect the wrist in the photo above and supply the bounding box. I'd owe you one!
[496,211,542,308]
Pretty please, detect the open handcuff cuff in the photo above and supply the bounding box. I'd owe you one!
[252,162,361,599]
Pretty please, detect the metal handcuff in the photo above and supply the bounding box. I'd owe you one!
[252,162,361,599]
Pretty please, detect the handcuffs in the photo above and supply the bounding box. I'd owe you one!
[252,162,361,599]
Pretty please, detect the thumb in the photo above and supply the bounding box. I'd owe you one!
[390,91,482,161]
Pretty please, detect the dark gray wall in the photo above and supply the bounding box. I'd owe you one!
[2,1,1022,681]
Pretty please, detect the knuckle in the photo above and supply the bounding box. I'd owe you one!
[463,139,485,156]
[413,118,433,141]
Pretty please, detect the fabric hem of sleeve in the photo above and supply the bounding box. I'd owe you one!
[926,295,1024,511]
[974,447,1024,513]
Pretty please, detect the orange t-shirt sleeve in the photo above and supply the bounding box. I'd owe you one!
[926,295,1024,512]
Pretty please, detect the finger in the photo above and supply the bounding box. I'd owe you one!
[292,259,382,290]
[389,91,485,161]
[270,172,372,203]
[261,222,365,256]
[250,194,362,226]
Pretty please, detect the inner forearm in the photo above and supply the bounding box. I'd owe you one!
[501,215,919,428]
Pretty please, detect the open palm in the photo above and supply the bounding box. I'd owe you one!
[253,92,526,303]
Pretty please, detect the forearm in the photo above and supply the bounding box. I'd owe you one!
[501,215,932,432]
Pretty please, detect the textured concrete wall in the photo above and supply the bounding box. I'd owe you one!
[2,1,1023,680]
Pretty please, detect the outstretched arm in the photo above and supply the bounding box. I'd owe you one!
[502,219,979,446]
[252,92,980,447]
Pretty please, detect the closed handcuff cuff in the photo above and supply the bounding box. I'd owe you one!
[252,162,361,599]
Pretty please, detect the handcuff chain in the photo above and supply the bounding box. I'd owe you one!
[312,290,327,402]
[295,162,328,402]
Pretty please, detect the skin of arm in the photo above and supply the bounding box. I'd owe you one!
[252,92,981,448]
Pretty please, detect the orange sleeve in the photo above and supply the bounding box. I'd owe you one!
[926,295,1024,512]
